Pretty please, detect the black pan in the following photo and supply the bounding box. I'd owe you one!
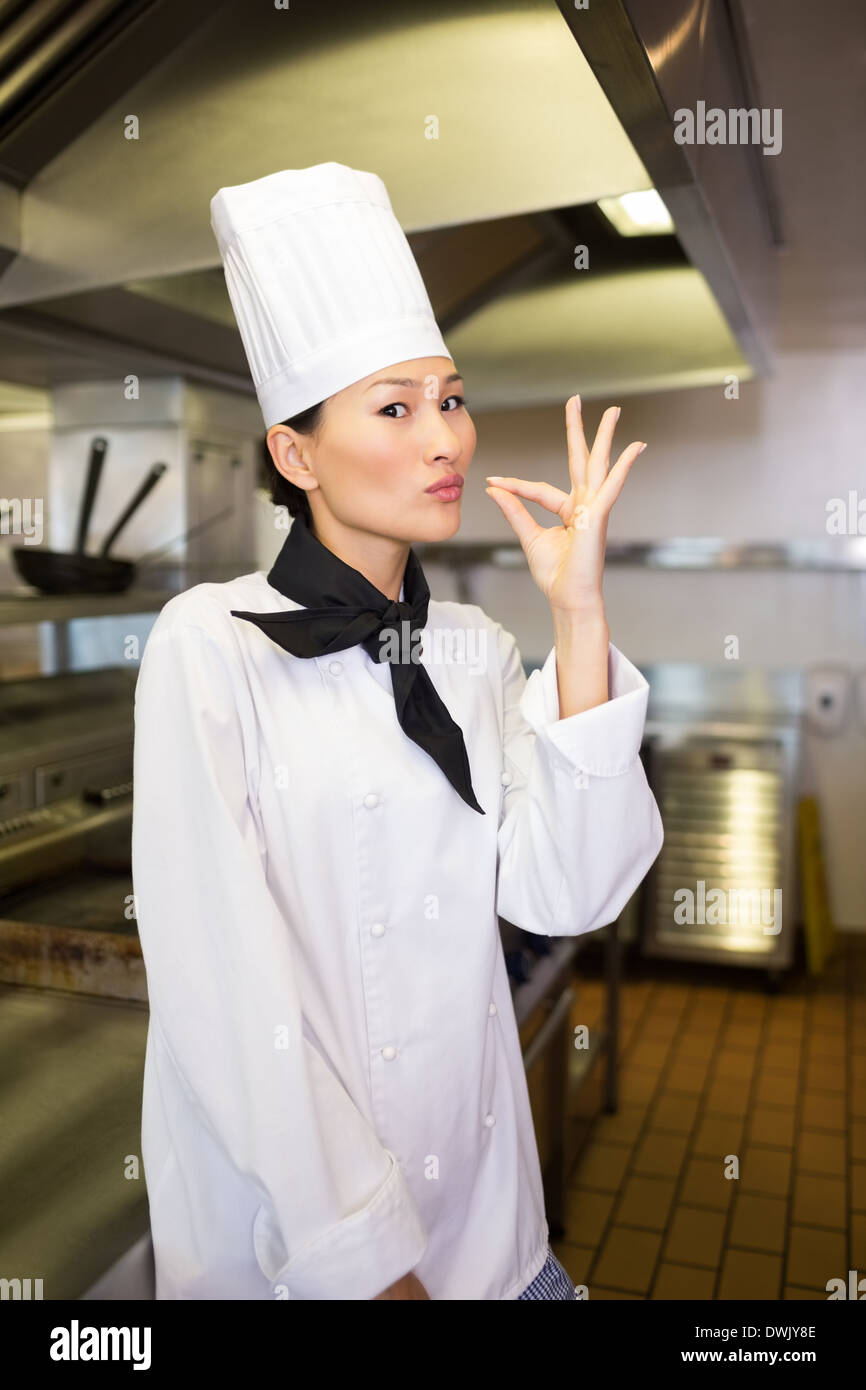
[13,436,168,595]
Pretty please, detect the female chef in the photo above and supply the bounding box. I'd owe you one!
[131,162,664,1301]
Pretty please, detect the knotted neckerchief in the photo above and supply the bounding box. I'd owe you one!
[230,511,484,815]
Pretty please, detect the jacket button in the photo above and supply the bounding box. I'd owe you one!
[484,1112,496,1127]
[328,660,343,675]
[371,922,386,937]
[363,792,380,809]
[500,770,512,786]
[489,1001,497,1015]
[382,1045,397,1060]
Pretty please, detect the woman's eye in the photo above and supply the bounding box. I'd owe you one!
[380,402,408,418]
[442,394,465,411]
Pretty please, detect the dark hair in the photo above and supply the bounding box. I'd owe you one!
[262,399,326,525]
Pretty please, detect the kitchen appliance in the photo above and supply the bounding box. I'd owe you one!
[13,436,167,595]
[640,665,802,984]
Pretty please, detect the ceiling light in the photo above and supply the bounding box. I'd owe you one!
[597,189,675,236]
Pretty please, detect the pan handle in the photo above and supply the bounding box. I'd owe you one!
[75,436,108,554]
[99,462,168,557]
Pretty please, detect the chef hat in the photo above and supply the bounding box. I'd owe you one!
[210,162,452,430]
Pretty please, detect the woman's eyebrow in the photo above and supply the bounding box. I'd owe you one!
[364,372,463,391]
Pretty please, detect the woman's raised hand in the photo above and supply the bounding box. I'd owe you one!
[484,397,646,613]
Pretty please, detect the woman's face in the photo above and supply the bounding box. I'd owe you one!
[270,356,476,544]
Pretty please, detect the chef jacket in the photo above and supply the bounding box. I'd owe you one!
[132,567,664,1300]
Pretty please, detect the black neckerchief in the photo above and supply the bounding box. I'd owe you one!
[230,511,484,815]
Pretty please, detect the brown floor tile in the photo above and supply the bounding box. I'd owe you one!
[754,1068,799,1107]
[632,1130,689,1180]
[748,1105,796,1148]
[589,1286,642,1298]
[728,1193,787,1253]
[704,1080,751,1117]
[783,1285,828,1299]
[786,1225,846,1292]
[641,1014,682,1042]
[808,1031,847,1059]
[573,1141,632,1193]
[588,1101,648,1145]
[650,1091,700,1134]
[795,1130,846,1178]
[552,1241,593,1288]
[802,1092,846,1132]
[714,1049,758,1083]
[619,1068,661,1104]
[761,1041,802,1072]
[719,1014,762,1041]
[741,1146,793,1197]
[680,1157,735,1211]
[765,1017,805,1043]
[663,1205,726,1268]
[693,1113,745,1156]
[615,1175,676,1231]
[851,1162,866,1212]
[717,1248,783,1299]
[665,1059,711,1094]
[791,1172,846,1228]
[624,1038,674,1069]
[804,1058,846,1093]
[729,994,767,1020]
[653,1263,716,1299]
[851,1212,866,1267]
[563,1186,615,1246]
[593,1226,661,1294]
[672,1031,718,1062]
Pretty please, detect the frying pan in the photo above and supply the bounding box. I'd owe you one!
[13,436,168,595]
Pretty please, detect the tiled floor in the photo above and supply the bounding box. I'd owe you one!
[551,934,866,1299]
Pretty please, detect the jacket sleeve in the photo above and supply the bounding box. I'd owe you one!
[132,609,427,1300]
[493,624,664,937]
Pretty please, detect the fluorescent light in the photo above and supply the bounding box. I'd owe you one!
[597,189,675,236]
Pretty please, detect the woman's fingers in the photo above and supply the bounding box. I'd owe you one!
[485,485,546,551]
[585,405,622,492]
[566,395,590,491]
[484,475,571,520]
[596,440,646,512]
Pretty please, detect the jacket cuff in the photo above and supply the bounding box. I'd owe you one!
[254,1148,428,1300]
[519,642,650,777]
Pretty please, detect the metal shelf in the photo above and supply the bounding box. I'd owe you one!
[0,591,179,627]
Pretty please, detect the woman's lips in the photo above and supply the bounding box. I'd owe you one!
[426,475,464,501]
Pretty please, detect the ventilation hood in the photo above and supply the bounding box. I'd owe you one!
[0,0,778,410]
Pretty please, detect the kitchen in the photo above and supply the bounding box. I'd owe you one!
[0,0,863,1337]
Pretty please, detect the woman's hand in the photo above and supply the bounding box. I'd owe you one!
[484,397,645,614]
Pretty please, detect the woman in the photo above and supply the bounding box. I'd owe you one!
[132,164,663,1301]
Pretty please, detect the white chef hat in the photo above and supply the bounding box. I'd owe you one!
[210,162,452,430]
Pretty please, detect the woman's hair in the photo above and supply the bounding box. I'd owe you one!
[262,399,326,524]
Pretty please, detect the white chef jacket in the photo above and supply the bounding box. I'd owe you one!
[132,566,663,1301]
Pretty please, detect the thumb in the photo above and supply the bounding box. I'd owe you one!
[485,486,543,552]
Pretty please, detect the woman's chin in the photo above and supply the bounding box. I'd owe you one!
[415,502,463,541]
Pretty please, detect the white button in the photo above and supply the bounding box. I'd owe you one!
[371,922,386,938]
[363,793,380,809]
[328,660,343,675]
[382,1045,397,1061]
[484,1113,496,1127]
[501,770,512,786]
[489,1001,497,1015]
